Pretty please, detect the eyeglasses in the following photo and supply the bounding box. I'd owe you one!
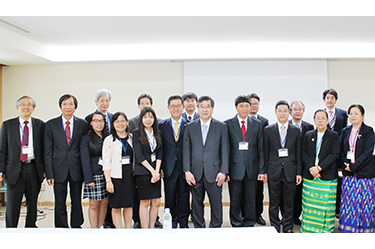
[92,119,105,124]
[19,103,33,107]
[198,105,212,110]
[169,104,183,109]
[114,120,126,124]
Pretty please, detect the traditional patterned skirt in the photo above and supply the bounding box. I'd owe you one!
[300,178,337,233]
[339,175,375,233]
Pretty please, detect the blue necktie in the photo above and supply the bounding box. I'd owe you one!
[202,123,208,145]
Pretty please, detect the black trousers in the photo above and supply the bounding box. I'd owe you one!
[163,165,190,228]
[191,173,222,228]
[53,173,83,228]
[229,177,257,227]
[6,162,41,228]
[268,171,296,233]
[255,180,264,217]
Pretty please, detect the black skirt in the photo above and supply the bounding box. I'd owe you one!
[135,175,161,200]
[108,164,134,208]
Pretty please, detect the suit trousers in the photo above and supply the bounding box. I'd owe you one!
[6,162,40,228]
[268,170,296,232]
[191,172,223,228]
[163,165,190,228]
[53,172,83,228]
[255,180,265,217]
[229,177,257,227]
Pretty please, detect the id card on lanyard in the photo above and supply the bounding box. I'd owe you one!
[119,138,131,165]
[347,125,361,162]
[19,121,32,155]
[146,132,156,162]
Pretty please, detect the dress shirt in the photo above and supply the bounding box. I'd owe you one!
[187,112,197,121]
[145,128,157,152]
[171,117,182,136]
[200,118,212,134]
[325,107,336,126]
[62,115,74,138]
[19,116,34,160]
[278,122,289,147]
[237,114,248,131]
[291,119,302,132]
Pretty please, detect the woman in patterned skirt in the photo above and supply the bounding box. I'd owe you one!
[300,109,340,233]
[339,104,375,233]
[80,111,109,228]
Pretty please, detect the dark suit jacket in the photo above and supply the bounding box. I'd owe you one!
[159,118,187,178]
[0,117,45,185]
[328,108,347,136]
[339,123,375,179]
[225,115,264,180]
[132,128,163,176]
[182,112,200,123]
[288,119,314,136]
[44,115,89,183]
[80,133,104,184]
[264,123,302,182]
[183,118,230,183]
[85,111,113,132]
[256,114,269,130]
[301,129,340,180]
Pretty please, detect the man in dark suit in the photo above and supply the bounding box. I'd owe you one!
[247,93,269,225]
[287,100,314,225]
[322,88,348,217]
[224,95,265,227]
[159,95,190,228]
[182,92,200,122]
[264,100,302,233]
[45,94,89,228]
[183,95,229,228]
[0,96,45,228]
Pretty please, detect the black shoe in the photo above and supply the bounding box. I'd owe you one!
[256,216,266,226]
[133,221,141,229]
[294,219,301,225]
[103,221,116,228]
[154,219,163,228]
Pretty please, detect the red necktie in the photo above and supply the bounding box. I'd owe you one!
[188,116,192,121]
[20,121,29,162]
[241,120,246,141]
[65,121,71,145]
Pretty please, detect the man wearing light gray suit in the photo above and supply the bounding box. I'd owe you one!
[183,95,230,228]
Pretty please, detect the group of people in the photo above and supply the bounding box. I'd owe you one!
[0,88,374,233]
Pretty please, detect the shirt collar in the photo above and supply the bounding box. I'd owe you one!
[325,107,336,114]
[62,115,74,124]
[200,118,212,130]
[278,121,289,130]
[19,116,32,124]
[171,117,182,126]
[291,119,302,128]
[237,114,247,126]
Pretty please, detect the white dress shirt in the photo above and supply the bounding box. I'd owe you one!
[62,115,74,138]
[19,116,34,159]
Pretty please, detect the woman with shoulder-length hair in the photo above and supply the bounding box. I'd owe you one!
[300,109,340,233]
[102,112,135,228]
[132,107,163,228]
[80,111,110,228]
[339,104,375,233]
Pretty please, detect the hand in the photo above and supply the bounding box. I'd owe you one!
[296,175,302,185]
[216,173,226,187]
[263,174,268,183]
[225,175,230,182]
[344,163,351,172]
[106,181,114,193]
[0,173,3,182]
[87,182,95,187]
[43,172,46,179]
[258,174,265,182]
[47,178,54,186]
[185,171,196,186]
[309,166,321,178]
[151,170,160,183]
[160,169,164,179]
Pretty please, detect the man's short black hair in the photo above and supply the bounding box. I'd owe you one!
[247,93,260,102]
[322,89,339,100]
[182,92,198,102]
[167,95,183,106]
[137,93,153,105]
[275,100,290,111]
[198,95,215,108]
[59,94,78,109]
[235,95,251,107]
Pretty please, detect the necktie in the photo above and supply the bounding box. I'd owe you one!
[106,116,110,133]
[188,116,192,121]
[20,121,29,162]
[65,121,71,145]
[280,125,286,148]
[241,120,246,141]
[174,121,179,141]
[329,110,335,129]
[202,123,208,146]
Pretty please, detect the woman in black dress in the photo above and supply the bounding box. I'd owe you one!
[133,107,163,228]
[102,112,134,228]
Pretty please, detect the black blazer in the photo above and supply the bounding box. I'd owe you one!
[288,119,314,136]
[132,128,163,176]
[327,108,347,136]
[85,112,113,133]
[183,118,230,183]
[224,115,264,180]
[301,129,340,180]
[44,115,89,183]
[264,123,302,182]
[159,118,187,179]
[80,133,104,184]
[0,117,45,185]
[256,114,269,130]
[339,123,375,179]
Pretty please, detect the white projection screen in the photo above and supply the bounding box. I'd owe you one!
[183,60,328,125]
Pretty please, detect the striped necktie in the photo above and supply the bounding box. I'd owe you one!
[174,121,179,141]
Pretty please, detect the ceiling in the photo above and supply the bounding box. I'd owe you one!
[1,16,375,65]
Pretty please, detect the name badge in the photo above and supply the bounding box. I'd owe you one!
[347,151,355,161]
[278,148,289,157]
[121,156,130,165]
[239,142,249,150]
[98,157,103,166]
[151,153,156,162]
[22,146,32,155]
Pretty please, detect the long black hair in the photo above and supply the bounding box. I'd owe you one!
[111,111,129,142]
[88,111,109,155]
[137,107,162,149]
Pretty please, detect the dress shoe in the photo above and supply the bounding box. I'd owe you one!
[154,219,163,228]
[256,216,266,226]
[133,221,141,228]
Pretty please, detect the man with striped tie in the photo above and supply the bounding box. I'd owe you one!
[159,95,190,228]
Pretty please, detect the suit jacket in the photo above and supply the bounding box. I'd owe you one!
[224,115,264,181]
[256,114,269,130]
[339,123,375,179]
[327,107,347,136]
[85,111,113,132]
[301,129,340,180]
[0,117,45,185]
[159,118,187,178]
[80,133,104,184]
[132,129,163,176]
[182,112,200,123]
[264,123,302,182]
[183,118,230,183]
[44,115,89,183]
[288,119,314,136]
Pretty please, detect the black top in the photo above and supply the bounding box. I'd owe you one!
[120,137,134,165]
[80,133,104,184]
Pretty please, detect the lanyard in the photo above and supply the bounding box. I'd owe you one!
[146,131,156,152]
[315,132,324,164]
[169,118,182,134]
[119,137,128,154]
[19,121,29,145]
[62,118,71,140]
[350,124,362,152]
[279,128,287,148]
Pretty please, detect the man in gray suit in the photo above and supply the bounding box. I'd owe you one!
[224,95,265,227]
[183,95,229,228]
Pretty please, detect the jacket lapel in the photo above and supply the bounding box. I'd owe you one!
[12,118,21,149]
[232,116,244,141]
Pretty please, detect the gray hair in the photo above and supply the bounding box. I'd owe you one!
[94,89,112,102]
[290,100,305,112]
[16,96,36,108]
